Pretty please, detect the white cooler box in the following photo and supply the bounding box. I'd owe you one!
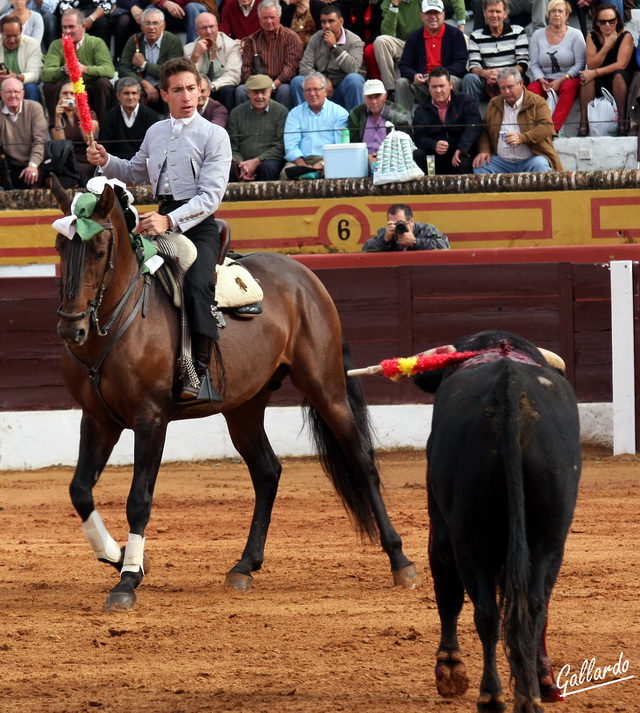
[323,143,369,179]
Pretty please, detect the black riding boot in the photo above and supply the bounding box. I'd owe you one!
[179,333,222,404]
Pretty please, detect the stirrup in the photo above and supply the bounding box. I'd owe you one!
[234,302,262,318]
[176,368,222,405]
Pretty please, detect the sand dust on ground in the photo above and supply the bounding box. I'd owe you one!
[1,446,638,713]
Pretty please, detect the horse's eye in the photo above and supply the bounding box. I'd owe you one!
[95,251,107,262]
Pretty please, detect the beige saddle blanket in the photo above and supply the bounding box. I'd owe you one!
[154,233,263,309]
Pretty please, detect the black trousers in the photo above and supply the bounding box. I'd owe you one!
[159,201,221,340]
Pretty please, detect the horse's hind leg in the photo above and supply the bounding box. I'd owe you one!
[223,397,282,593]
[103,417,168,612]
[292,366,417,587]
[69,413,124,569]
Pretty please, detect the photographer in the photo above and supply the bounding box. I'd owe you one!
[50,81,99,187]
[362,203,450,252]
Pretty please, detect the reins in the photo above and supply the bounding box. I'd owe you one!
[59,219,151,430]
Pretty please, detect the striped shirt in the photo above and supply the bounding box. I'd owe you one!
[240,25,303,84]
[468,22,529,74]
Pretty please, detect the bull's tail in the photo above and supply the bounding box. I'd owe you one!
[498,360,539,710]
[302,340,379,541]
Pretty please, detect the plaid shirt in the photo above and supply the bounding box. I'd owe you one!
[240,25,303,84]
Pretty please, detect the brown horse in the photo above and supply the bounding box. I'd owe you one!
[52,179,417,612]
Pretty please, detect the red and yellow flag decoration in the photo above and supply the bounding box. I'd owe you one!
[379,351,480,379]
[61,34,95,144]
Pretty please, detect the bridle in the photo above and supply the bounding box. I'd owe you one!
[57,217,151,430]
[57,221,147,337]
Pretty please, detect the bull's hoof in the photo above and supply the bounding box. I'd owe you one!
[103,591,137,612]
[435,656,469,697]
[224,572,253,592]
[540,678,563,702]
[392,564,420,589]
[513,696,544,713]
[540,681,564,703]
[477,692,506,712]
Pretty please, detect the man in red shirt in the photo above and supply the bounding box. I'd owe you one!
[219,0,261,39]
[395,0,468,111]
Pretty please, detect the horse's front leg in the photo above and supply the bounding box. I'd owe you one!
[103,418,168,612]
[70,413,124,568]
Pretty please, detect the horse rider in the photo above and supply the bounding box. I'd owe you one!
[87,56,232,404]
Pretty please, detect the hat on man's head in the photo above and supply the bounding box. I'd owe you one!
[363,79,386,96]
[421,0,444,12]
[245,74,273,91]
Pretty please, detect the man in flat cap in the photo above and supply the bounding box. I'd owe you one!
[227,73,288,181]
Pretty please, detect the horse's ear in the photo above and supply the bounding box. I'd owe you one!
[95,183,115,219]
[50,174,72,215]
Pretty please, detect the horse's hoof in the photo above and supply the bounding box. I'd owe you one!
[435,659,469,698]
[224,572,253,592]
[103,591,136,612]
[393,564,420,589]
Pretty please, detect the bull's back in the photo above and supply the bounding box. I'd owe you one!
[427,359,581,548]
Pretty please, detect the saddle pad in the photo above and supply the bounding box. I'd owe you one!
[215,257,263,309]
[154,233,198,271]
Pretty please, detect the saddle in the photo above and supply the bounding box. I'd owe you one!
[153,219,263,316]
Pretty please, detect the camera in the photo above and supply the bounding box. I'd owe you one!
[63,98,75,107]
[395,221,408,235]
[0,63,8,75]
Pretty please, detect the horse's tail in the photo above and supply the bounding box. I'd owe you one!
[498,360,538,709]
[303,340,379,541]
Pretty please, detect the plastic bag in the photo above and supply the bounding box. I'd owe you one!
[546,88,558,115]
[587,87,619,136]
[372,129,424,186]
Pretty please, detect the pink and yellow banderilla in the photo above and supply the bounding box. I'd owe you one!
[61,34,96,149]
[347,347,480,381]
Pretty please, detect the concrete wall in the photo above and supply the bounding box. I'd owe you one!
[555,137,639,171]
[0,403,613,471]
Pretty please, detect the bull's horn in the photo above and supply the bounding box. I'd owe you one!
[419,345,455,357]
[538,348,566,372]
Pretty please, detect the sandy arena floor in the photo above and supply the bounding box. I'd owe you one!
[1,447,638,713]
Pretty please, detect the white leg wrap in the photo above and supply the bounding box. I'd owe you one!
[121,533,145,575]
[82,510,121,563]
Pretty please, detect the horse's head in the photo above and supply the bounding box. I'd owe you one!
[53,175,126,346]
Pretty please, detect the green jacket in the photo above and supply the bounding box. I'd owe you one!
[380,0,422,40]
[117,31,184,84]
[348,101,412,146]
[42,34,114,84]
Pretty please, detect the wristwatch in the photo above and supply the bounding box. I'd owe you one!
[332,43,338,50]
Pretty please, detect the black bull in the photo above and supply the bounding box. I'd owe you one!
[414,331,581,713]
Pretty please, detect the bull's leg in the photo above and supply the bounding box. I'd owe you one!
[465,573,505,712]
[223,399,282,592]
[530,551,565,705]
[69,413,124,569]
[428,499,469,698]
[103,417,168,612]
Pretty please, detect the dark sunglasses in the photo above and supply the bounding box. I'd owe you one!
[597,17,617,24]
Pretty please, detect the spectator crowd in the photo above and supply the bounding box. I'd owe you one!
[0,0,638,188]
